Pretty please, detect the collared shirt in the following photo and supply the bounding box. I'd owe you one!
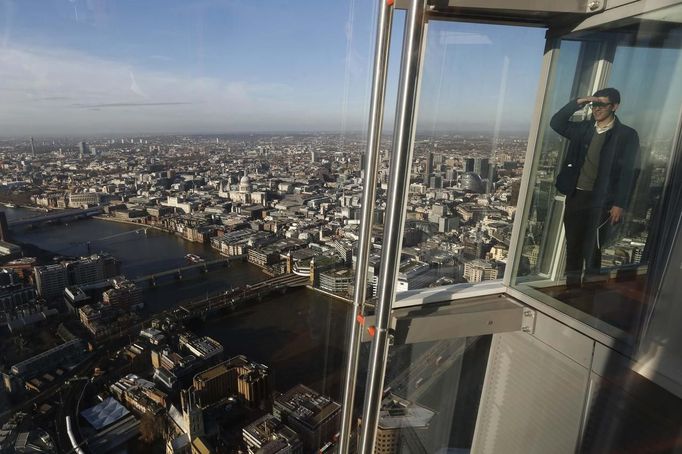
[595,117,615,134]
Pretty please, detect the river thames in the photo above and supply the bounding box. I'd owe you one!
[4,207,353,400]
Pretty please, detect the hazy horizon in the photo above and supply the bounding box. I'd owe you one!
[0,1,547,137]
[0,127,536,143]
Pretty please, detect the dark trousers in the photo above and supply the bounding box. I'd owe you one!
[563,190,608,288]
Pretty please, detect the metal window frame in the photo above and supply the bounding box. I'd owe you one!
[349,0,677,325]
[361,293,535,345]
[338,1,394,451]
[508,36,617,286]
[504,37,557,287]
[358,1,430,451]
[632,79,682,397]
[346,1,682,451]
[548,0,682,38]
[503,1,682,351]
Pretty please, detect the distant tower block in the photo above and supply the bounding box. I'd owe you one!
[0,211,9,241]
[423,151,434,184]
[78,141,89,159]
[30,137,36,156]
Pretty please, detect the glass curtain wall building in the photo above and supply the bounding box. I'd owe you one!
[343,0,682,453]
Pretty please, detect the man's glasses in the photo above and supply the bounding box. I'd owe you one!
[590,102,612,109]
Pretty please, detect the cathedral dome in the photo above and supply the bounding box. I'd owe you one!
[239,175,252,192]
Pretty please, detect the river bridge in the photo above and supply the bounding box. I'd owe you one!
[91,272,309,346]
[175,272,310,319]
[133,255,247,288]
[7,207,104,229]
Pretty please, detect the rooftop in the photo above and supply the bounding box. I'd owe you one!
[274,384,341,429]
[378,394,435,430]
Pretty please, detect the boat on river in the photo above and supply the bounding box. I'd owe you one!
[185,254,205,264]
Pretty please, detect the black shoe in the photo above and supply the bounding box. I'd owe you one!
[557,287,582,301]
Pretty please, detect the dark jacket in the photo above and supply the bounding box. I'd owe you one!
[551,99,640,209]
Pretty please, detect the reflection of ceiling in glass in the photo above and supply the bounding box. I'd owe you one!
[564,8,682,50]
[635,4,682,24]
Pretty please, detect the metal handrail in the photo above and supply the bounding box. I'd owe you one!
[337,0,394,452]
[359,0,427,451]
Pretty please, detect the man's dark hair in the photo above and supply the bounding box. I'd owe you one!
[593,87,621,104]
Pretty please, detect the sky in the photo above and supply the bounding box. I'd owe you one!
[0,0,549,136]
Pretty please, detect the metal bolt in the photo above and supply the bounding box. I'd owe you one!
[524,310,534,317]
[522,326,531,333]
[588,0,601,11]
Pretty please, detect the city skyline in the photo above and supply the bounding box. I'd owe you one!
[0,129,528,452]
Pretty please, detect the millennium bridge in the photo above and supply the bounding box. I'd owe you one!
[7,207,104,229]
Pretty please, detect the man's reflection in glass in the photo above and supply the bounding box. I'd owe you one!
[551,88,640,294]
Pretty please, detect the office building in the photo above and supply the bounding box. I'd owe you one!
[191,355,270,409]
[428,175,442,189]
[66,254,121,285]
[102,279,143,310]
[375,394,435,454]
[243,414,302,454]
[193,362,236,408]
[36,254,121,300]
[236,360,271,407]
[33,264,68,299]
[179,334,223,360]
[463,259,498,283]
[422,152,434,184]
[68,191,105,207]
[272,384,341,452]
[372,260,433,296]
[10,339,86,380]
[0,269,35,315]
[78,141,89,158]
[460,172,485,193]
[319,268,354,294]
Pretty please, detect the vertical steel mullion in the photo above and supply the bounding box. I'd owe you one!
[358,0,427,452]
[338,0,394,452]
[504,37,559,287]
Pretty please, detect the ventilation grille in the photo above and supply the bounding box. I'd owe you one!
[472,331,590,454]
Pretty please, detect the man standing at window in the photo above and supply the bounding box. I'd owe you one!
[551,88,639,291]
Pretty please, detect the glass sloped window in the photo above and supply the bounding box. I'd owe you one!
[372,20,545,297]
[511,8,682,341]
[0,1,378,453]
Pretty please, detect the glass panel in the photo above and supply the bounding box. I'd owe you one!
[0,1,377,452]
[515,39,591,281]
[378,334,491,453]
[382,20,544,294]
[511,6,682,343]
[581,362,682,453]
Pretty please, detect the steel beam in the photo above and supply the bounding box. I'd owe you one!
[338,0,394,452]
[358,0,427,451]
